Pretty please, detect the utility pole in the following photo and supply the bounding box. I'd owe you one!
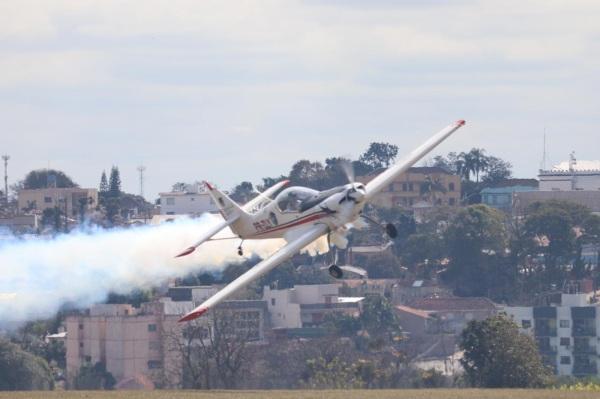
[137,165,146,198]
[2,155,9,204]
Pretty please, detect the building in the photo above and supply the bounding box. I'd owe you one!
[395,296,497,357]
[0,214,39,233]
[263,284,363,330]
[66,293,268,387]
[513,190,600,215]
[358,166,461,210]
[18,187,98,219]
[539,156,600,191]
[480,179,538,213]
[158,183,219,216]
[391,280,453,305]
[502,280,600,376]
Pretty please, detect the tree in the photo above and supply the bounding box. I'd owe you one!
[72,362,116,390]
[444,204,507,296]
[22,169,78,189]
[229,181,256,204]
[99,171,108,193]
[482,156,512,185]
[108,166,121,197]
[288,160,327,189]
[460,315,551,388]
[359,142,399,170]
[166,309,254,389]
[171,182,187,192]
[0,339,54,390]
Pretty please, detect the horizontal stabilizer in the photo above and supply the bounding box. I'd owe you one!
[175,215,239,258]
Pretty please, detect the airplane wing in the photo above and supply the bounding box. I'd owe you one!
[175,215,240,257]
[365,120,465,201]
[179,223,329,322]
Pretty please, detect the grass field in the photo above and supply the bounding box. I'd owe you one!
[0,390,598,399]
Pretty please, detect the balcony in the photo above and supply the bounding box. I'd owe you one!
[534,326,557,337]
[573,345,597,355]
[573,363,598,376]
[537,344,558,355]
[572,326,597,337]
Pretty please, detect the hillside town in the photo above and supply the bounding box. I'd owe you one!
[1,145,599,390]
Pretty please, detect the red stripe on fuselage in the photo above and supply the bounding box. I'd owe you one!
[252,212,328,237]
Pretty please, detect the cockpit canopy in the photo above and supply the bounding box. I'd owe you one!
[275,187,319,213]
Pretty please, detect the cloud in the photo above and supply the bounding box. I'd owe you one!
[1,0,599,197]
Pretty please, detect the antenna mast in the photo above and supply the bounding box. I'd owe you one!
[137,165,146,198]
[1,155,9,203]
[541,128,547,171]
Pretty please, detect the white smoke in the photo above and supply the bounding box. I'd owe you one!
[0,214,288,322]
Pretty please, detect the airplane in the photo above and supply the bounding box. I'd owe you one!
[176,120,466,322]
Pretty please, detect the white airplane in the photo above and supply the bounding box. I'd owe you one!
[177,120,466,322]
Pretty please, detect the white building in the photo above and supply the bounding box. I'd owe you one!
[158,183,218,216]
[263,284,363,329]
[502,280,600,377]
[539,155,600,191]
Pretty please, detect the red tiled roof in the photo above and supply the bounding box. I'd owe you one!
[409,297,497,312]
[395,305,431,319]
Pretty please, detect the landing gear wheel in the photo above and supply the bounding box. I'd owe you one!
[385,223,398,239]
[328,264,343,279]
[237,246,244,256]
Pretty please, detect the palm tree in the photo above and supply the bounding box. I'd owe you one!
[468,148,489,183]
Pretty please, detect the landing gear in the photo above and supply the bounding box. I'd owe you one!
[237,240,244,256]
[328,264,344,279]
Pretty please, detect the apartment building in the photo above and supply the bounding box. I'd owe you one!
[66,294,268,387]
[18,187,98,218]
[263,284,363,329]
[158,183,218,215]
[502,280,600,376]
[359,166,461,210]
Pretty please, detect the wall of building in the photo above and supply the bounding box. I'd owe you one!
[359,167,461,209]
[503,294,600,377]
[18,187,98,217]
[159,192,218,215]
[539,172,600,191]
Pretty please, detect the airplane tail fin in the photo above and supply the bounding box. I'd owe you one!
[204,181,249,226]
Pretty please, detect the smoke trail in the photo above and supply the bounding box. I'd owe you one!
[0,214,288,322]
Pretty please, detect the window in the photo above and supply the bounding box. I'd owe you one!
[148,324,157,332]
[271,298,276,306]
[79,323,84,330]
[560,320,570,328]
[84,356,91,363]
[521,320,532,329]
[149,341,160,351]
[44,196,52,203]
[79,342,84,348]
[402,183,408,192]
[560,337,570,346]
[388,184,394,192]
[147,360,162,369]
[449,182,455,192]
[166,197,175,205]
[449,198,456,206]
[560,356,571,365]
[408,183,414,192]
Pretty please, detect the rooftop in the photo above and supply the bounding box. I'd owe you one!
[552,160,600,172]
[409,297,497,312]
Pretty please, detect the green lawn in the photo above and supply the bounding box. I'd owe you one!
[0,390,597,399]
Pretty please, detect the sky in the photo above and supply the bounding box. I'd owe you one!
[1,0,599,200]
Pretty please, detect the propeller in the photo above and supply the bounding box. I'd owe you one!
[339,159,355,184]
